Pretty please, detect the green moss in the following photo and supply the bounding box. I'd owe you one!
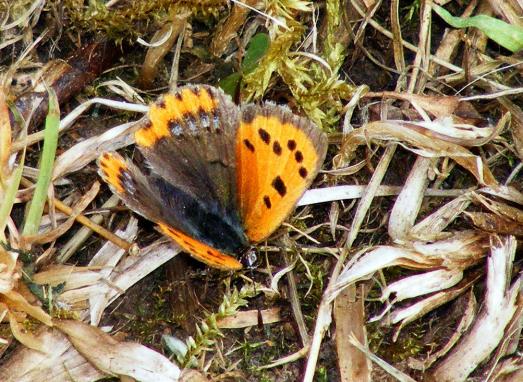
[58,0,226,43]
[179,284,257,367]
[242,0,353,129]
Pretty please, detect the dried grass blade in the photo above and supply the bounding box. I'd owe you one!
[22,181,100,245]
[7,311,46,352]
[380,269,464,303]
[56,239,178,323]
[0,165,24,243]
[334,285,371,381]
[480,185,523,206]
[348,120,497,185]
[299,184,464,206]
[347,144,396,248]
[409,291,477,370]
[32,265,103,290]
[19,177,132,251]
[2,289,52,326]
[430,236,521,381]
[88,218,138,325]
[216,308,281,329]
[388,156,431,242]
[467,212,523,235]
[0,89,11,182]
[473,193,523,224]
[58,194,120,263]
[347,333,417,382]
[387,272,480,338]
[52,120,139,180]
[331,246,442,300]
[410,194,472,240]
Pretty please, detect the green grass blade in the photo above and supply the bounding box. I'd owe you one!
[0,161,25,242]
[22,87,60,237]
[0,106,27,242]
[433,4,523,52]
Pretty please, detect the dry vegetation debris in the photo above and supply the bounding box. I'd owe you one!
[0,0,522,381]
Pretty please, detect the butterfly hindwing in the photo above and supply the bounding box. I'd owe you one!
[236,104,328,242]
[158,223,242,270]
[98,152,243,270]
[98,152,164,222]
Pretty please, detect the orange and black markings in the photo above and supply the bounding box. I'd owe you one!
[158,222,242,270]
[272,141,282,155]
[243,139,255,152]
[98,152,129,194]
[135,86,218,148]
[236,112,323,242]
[271,176,286,196]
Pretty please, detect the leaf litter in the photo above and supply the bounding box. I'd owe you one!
[0,0,522,381]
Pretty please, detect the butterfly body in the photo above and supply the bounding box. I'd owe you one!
[99,85,327,270]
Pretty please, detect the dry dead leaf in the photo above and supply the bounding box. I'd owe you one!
[467,212,523,236]
[217,307,281,329]
[55,320,181,382]
[430,236,522,382]
[341,120,498,185]
[0,327,105,382]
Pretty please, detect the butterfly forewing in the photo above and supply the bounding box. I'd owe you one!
[135,85,240,217]
[236,104,328,242]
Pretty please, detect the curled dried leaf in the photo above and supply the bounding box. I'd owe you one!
[55,320,181,382]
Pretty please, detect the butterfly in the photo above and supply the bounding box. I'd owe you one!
[98,85,327,270]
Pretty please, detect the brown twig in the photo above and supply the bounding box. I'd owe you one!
[12,40,121,131]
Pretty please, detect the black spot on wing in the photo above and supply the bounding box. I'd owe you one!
[244,139,255,152]
[258,128,270,144]
[295,151,303,163]
[272,176,287,197]
[191,86,201,97]
[273,141,282,155]
[299,167,308,178]
[287,140,296,151]
[138,120,154,137]
[263,195,272,209]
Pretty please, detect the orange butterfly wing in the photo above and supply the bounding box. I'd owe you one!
[236,104,327,242]
[98,85,327,271]
[158,223,242,270]
[98,150,242,271]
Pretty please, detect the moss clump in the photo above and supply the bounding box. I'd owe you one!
[59,0,226,43]
[242,0,354,129]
